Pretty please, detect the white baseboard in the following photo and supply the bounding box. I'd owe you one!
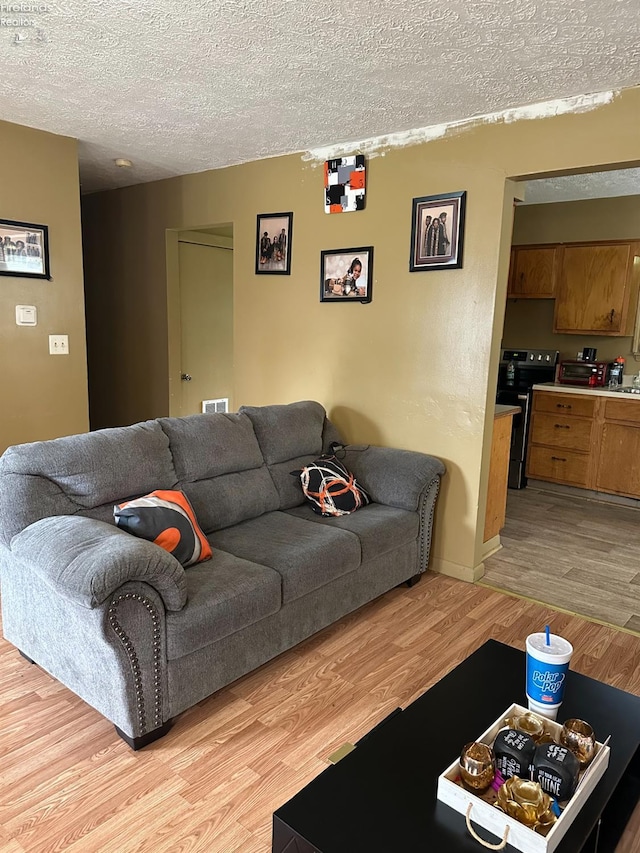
[481,535,502,560]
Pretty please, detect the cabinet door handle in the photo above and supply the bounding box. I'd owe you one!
[556,403,572,409]
[554,424,570,429]
[551,456,567,462]
[609,308,615,324]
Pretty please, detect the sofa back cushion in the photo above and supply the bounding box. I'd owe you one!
[240,401,344,510]
[0,421,177,545]
[158,413,279,532]
[240,401,325,464]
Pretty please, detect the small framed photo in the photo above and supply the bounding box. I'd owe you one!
[0,218,50,279]
[320,246,373,304]
[255,211,292,275]
[409,191,466,272]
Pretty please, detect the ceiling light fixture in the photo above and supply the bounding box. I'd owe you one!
[114,158,133,168]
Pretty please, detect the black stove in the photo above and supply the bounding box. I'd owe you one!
[496,348,558,489]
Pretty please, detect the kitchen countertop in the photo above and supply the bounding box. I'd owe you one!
[495,404,521,417]
[532,381,640,399]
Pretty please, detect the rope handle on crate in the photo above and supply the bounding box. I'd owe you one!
[465,803,510,850]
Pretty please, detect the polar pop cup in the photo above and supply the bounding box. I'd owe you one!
[526,631,573,720]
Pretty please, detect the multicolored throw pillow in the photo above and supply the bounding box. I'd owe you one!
[114,490,212,567]
[293,451,370,517]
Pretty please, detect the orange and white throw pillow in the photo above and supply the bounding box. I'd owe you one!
[114,490,211,567]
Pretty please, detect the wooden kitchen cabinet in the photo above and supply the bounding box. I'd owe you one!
[484,406,518,543]
[507,245,557,298]
[596,398,640,498]
[553,241,640,335]
[527,390,640,499]
[526,391,597,487]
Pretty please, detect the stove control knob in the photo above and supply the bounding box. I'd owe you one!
[537,354,542,361]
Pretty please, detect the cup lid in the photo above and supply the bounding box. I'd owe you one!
[527,633,573,657]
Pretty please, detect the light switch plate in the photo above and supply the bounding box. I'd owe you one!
[16,305,37,325]
[49,334,69,355]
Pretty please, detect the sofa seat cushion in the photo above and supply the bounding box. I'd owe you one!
[208,511,361,604]
[165,551,281,659]
[285,502,419,563]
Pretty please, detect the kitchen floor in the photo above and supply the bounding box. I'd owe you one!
[482,486,640,634]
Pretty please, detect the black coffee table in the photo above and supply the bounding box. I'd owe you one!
[272,639,640,853]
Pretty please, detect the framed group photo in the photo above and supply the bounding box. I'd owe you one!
[320,246,373,303]
[255,211,292,275]
[0,218,50,279]
[409,191,466,272]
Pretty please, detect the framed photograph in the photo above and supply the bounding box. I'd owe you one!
[255,211,292,275]
[0,218,50,279]
[409,191,466,272]
[320,246,373,304]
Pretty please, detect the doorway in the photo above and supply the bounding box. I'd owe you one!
[482,167,640,630]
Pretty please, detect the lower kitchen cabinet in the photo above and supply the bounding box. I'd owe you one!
[526,392,596,488]
[484,406,518,543]
[527,390,640,500]
[527,444,591,487]
[596,399,640,498]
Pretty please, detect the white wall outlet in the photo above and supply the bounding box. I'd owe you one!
[49,334,69,355]
[16,305,37,325]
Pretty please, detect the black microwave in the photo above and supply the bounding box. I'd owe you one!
[558,360,609,386]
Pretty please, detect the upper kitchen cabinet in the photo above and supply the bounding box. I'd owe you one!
[507,245,557,298]
[553,240,640,335]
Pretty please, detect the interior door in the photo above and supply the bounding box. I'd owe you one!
[178,240,233,415]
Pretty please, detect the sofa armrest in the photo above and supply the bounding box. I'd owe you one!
[341,445,445,511]
[9,515,187,611]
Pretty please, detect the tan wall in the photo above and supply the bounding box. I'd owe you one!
[81,86,640,581]
[504,195,640,369]
[0,121,88,453]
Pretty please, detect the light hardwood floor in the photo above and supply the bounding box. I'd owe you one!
[483,486,640,634]
[1,574,639,852]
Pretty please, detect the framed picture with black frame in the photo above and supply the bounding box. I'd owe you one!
[255,211,293,275]
[0,218,50,279]
[409,191,466,272]
[320,246,373,304]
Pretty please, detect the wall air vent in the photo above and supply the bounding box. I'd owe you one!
[202,398,229,414]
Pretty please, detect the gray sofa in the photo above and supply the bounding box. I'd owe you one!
[0,401,444,749]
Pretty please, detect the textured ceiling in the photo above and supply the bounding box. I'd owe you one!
[0,0,638,194]
[522,168,640,204]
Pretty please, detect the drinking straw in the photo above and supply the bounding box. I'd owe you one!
[545,625,551,646]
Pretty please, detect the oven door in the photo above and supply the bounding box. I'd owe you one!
[496,389,529,489]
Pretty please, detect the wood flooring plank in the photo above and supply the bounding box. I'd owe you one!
[8,760,185,853]
[0,841,24,853]
[1,570,640,852]
[484,486,640,634]
[625,614,640,632]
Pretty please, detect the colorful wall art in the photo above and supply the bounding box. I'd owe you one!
[324,156,366,214]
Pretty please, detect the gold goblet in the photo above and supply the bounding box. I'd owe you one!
[496,777,557,832]
[459,741,495,793]
[560,718,597,768]
[514,712,546,742]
